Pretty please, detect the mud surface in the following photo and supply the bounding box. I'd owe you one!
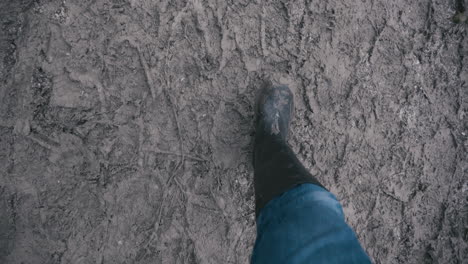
[1,0,467,263]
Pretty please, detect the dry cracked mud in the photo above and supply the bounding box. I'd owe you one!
[1,0,467,263]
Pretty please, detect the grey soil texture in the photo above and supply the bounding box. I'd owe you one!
[1,0,467,263]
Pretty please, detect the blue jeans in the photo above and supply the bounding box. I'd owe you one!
[251,184,371,264]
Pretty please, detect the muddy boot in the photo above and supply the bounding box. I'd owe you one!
[254,84,324,217]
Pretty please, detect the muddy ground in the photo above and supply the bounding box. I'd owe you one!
[0,0,467,263]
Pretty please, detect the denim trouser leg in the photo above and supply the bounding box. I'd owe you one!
[251,184,371,264]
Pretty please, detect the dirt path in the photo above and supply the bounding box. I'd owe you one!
[1,0,467,263]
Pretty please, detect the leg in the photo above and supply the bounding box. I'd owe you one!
[253,83,323,216]
[252,83,371,264]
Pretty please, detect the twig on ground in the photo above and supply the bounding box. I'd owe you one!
[139,37,189,262]
[137,116,145,170]
[137,46,158,100]
[380,188,404,203]
[140,189,171,260]
[150,149,207,162]
[227,226,245,263]
[0,123,13,129]
[174,177,188,196]
[28,132,60,150]
[163,89,186,169]
[166,158,184,185]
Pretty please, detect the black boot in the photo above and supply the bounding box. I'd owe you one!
[254,83,324,217]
